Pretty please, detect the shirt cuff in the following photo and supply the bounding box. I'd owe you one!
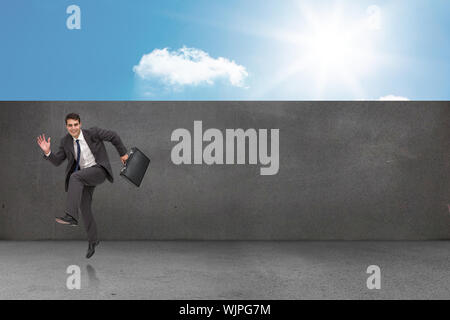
[45,151,51,157]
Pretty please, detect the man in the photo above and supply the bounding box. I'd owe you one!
[36,113,128,258]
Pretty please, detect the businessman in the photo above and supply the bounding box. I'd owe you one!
[37,113,128,258]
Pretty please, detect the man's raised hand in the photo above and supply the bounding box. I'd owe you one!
[37,134,51,154]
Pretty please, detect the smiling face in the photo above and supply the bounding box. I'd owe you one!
[66,118,81,138]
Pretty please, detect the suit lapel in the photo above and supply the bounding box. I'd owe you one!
[83,129,95,153]
[65,135,75,159]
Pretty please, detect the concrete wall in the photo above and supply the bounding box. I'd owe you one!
[0,101,448,240]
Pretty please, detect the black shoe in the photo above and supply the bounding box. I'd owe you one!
[86,240,100,259]
[55,214,78,226]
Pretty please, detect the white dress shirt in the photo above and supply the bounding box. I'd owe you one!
[45,129,97,169]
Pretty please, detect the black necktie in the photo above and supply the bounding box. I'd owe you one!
[75,139,81,171]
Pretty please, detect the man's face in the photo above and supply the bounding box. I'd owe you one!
[66,119,81,138]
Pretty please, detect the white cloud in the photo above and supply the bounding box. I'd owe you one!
[133,46,248,88]
[379,95,409,101]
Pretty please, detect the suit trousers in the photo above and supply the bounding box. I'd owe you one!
[65,164,107,242]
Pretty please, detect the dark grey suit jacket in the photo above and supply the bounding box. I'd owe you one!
[43,127,127,192]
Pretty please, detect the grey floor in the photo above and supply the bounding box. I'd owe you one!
[0,241,449,299]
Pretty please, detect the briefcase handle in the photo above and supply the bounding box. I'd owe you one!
[120,148,137,172]
[120,149,131,171]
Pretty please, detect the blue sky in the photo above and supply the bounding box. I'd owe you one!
[0,0,448,100]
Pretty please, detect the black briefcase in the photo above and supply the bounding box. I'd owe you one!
[120,147,150,187]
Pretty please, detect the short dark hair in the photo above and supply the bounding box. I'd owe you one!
[65,113,81,124]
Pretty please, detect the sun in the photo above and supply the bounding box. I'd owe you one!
[261,3,382,99]
[307,25,353,69]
